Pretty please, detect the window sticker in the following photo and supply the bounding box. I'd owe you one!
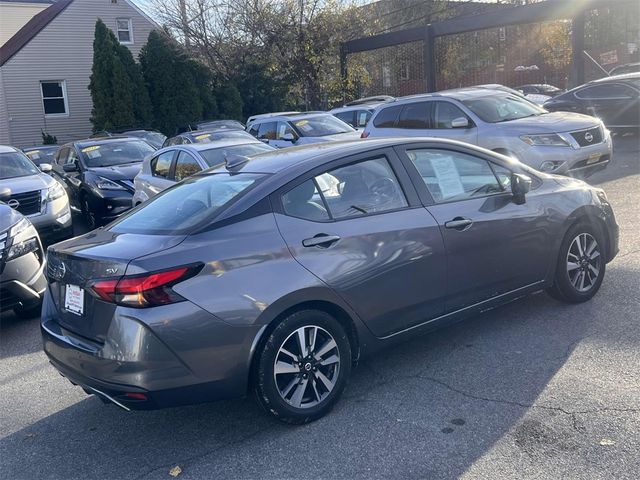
[195,134,211,141]
[26,151,41,160]
[81,146,100,153]
[430,155,465,199]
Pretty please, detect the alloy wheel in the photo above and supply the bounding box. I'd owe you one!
[566,232,601,293]
[273,325,340,409]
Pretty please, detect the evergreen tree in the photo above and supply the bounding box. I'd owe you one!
[217,83,244,122]
[88,19,151,131]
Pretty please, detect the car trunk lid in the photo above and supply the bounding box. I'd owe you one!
[46,229,185,343]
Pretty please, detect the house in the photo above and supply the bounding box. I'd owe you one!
[0,0,157,147]
[0,0,52,46]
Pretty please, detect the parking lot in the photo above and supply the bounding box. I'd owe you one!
[0,134,638,479]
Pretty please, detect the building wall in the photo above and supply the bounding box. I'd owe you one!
[0,0,155,147]
[0,70,10,144]
[0,2,49,46]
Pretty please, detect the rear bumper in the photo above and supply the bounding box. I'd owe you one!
[40,291,259,410]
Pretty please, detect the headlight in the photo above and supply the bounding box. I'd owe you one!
[46,181,66,201]
[6,237,39,261]
[520,133,570,147]
[95,177,125,190]
[9,217,31,237]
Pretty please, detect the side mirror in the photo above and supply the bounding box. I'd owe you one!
[451,117,469,128]
[281,133,296,142]
[511,173,532,205]
[63,162,78,173]
[39,163,53,173]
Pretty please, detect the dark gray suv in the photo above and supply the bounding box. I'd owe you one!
[41,138,619,423]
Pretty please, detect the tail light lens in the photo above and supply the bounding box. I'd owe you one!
[88,264,202,308]
[360,130,369,138]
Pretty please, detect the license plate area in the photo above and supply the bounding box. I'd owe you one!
[64,284,84,316]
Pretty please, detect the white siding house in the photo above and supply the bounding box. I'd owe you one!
[0,0,156,147]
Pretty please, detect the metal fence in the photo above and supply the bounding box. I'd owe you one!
[340,0,639,102]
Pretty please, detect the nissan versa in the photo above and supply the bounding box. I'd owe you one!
[41,139,618,423]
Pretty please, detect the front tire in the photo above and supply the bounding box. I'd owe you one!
[547,222,606,303]
[255,310,352,424]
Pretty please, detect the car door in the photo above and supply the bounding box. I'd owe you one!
[58,147,83,209]
[270,121,298,148]
[396,143,552,312]
[145,150,176,197]
[574,83,639,127]
[171,150,203,183]
[273,149,447,338]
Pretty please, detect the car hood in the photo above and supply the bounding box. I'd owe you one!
[88,163,143,181]
[0,172,53,195]
[498,112,600,134]
[0,204,24,233]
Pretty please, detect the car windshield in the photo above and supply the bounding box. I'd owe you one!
[463,95,546,123]
[110,172,266,235]
[0,151,40,179]
[292,115,355,137]
[192,131,254,143]
[199,143,274,168]
[79,140,155,167]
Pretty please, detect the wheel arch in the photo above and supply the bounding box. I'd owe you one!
[563,205,612,261]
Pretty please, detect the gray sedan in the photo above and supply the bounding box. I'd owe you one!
[42,138,618,424]
[132,139,275,205]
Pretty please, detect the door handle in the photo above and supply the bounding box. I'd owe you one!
[302,234,341,248]
[445,217,473,231]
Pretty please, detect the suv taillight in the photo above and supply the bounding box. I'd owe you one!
[88,264,202,308]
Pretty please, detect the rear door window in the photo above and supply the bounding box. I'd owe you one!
[397,102,429,129]
[150,151,173,178]
[257,122,277,140]
[334,111,355,127]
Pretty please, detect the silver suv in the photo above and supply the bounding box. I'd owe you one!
[362,88,612,177]
[0,146,71,243]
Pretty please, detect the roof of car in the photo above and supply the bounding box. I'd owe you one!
[22,145,59,151]
[252,112,336,123]
[183,138,265,152]
[591,72,640,83]
[329,104,381,114]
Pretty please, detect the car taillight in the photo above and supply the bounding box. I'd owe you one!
[360,130,369,138]
[88,264,202,308]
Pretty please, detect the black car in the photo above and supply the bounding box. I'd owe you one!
[51,137,156,229]
[22,145,59,164]
[543,73,640,131]
[162,128,256,148]
[90,129,167,149]
[516,84,564,97]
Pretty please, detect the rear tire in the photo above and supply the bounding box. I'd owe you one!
[547,222,606,303]
[254,310,351,424]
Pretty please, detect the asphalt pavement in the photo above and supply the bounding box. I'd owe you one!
[1,135,639,479]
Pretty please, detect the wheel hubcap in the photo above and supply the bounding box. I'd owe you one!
[273,325,340,409]
[566,232,601,293]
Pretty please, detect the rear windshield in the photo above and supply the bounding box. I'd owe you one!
[292,115,354,137]
[79,140,155,168]
[0,151,40,179]
[110,172,266,235]
[199,143,274,168]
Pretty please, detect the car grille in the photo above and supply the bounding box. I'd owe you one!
[7,190,42,216]
[570,126,603,147]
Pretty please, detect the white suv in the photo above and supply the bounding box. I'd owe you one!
[362,88,612,177]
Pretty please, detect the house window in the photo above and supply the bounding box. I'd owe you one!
[116,18,133,44]
[40,81,68,116]
[399,62,409,81]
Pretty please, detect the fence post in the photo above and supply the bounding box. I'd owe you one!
[339,44,348,105]
[423,24,436,92]
[571,10,585,88]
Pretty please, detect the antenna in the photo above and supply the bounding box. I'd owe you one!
[225,154,250,171]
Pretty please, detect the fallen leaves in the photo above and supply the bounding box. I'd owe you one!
[169,465,182,477]
[599,438,615,446]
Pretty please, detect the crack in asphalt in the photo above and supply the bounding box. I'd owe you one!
[133,425,273,480]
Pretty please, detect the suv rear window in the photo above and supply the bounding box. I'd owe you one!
[111,173,266,235]
[373,105,401,128]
